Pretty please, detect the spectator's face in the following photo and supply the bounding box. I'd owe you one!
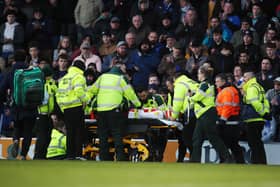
[215,77,225,88]
[34,11,42,19]
[6,14,15,24]
[190,46,201,55]
[223,3,234,14]
[210,18,220,28]
[61,38,70,48]
[149,76,159,85]
[266,47,276,58]
[102,35,111,44]
[213,33,222,43]
[125,33,136,47]
[110,21,120,29]
[266,29,276,41]
[241,22,250,31]
[148,32,158,44]
[29,47,39,58]
[162,18,171,27]
[166,38,175,47]
[140,43,150,52]
[117,45,127,56]
[179,0,188,7]
[252,5,261,17]
[274,82,280,91]
[172,47,182,56]
[81,47,91,56]
[49,0,57,5]
[261,59,272,71]
[58,58,68,69]
[243,35,252,45]
[234,66,242,78]
[184,10,196,23]
[238,53,249,64]
[132,16,142,29]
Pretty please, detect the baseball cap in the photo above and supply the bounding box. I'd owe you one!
[274,77,280,82]
[242,30,253,37]
[111,16,120,23]
[116,41,127,48]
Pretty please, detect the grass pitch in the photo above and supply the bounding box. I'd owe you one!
[0,161,279,187]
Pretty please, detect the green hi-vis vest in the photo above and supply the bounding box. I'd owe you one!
[190,81,215,119]
[142,94,166,110]
[46,129,66,158]
[38,78,57,115]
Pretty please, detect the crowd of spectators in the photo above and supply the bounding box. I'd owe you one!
[0,0,280,143]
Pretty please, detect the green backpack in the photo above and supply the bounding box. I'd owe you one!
[13,67,45,108]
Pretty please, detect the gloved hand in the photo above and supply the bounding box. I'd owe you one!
[263,113,272,121]
[217,118,226,125]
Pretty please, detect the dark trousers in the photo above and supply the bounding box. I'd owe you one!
[218,125,245,163]
[64,106,84,159]
[97,110,127,161]
[177,117,195,162]
[34,114,53,159]
[245,121,267,164]
[191,107,230,163]
[13,117,36,157]
[145,128,168,162]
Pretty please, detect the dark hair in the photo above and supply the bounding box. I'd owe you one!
[215,73,227,82]
[72,60,85,71]
[199,65,214,79]
[58,54,69,60]
[135,86,148,93]
[261,57,272,64]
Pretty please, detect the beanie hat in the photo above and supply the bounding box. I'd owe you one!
[73,60,85,71]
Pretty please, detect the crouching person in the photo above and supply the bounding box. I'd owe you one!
[47,120,66,160]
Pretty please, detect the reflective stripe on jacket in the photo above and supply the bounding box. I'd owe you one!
[46,129,66,158]
[190,81,215,119]
[38,78,57,114]
[216,86,240,120]
[87,67,141,111]
[242,77,270,123]
[172,75,198,119]
[56,66,89,111]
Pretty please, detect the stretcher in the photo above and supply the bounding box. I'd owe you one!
[83,118,183,161]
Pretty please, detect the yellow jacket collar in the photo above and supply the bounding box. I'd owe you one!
[242,77,257,91]
[68,66,84,75]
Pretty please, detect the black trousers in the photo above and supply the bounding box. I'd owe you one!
[191,107,230,163]
[97,110,127,161]
[34,114,53,159]
[13,117,36,157]
[177,117,196,162]
[218,124,245,163]
[145,128,168,162]
[245,121,267,164]
[64,106,84,158]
